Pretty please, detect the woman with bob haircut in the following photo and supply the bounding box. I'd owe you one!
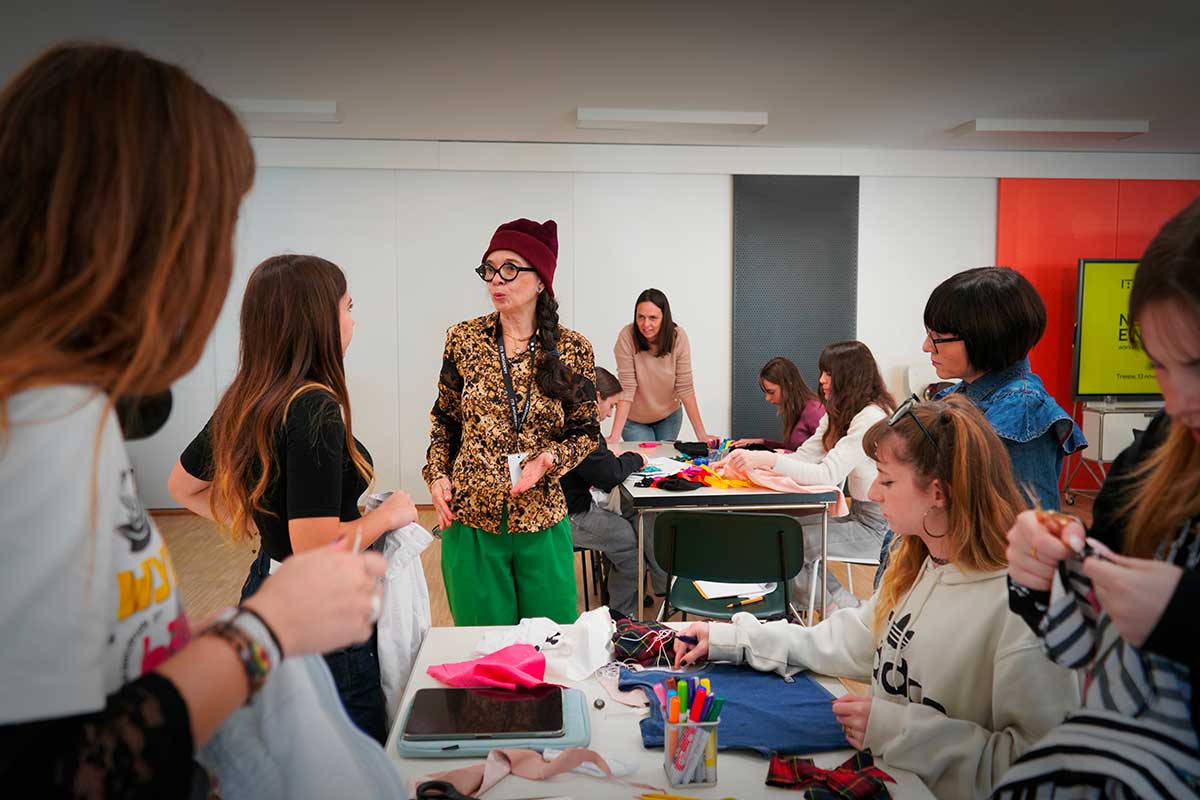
[0,44,385,795]
[921,266,1085,511]
[731,356,825,450]
[609,288,713,443]
[169,254,419,743]
[674,395,1077,799]
[994,197,1200,799]
[724,341,894,610]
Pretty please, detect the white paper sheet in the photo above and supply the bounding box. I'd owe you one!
[692,580,777,600]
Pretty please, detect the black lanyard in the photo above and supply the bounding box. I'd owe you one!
[496,325,537,435]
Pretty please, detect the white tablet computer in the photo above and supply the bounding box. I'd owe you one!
[401,685,566,741]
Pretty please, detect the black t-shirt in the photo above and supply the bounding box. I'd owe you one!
[180,389,372,561]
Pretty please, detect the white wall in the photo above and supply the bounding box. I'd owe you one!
[857,177,998,401]
[130,168,733,507]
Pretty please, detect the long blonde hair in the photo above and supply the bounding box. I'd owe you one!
[863,395,1020,634]
[1122,197,1200,557]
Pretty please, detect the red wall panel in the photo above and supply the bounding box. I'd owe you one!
[996,179,1118,408]
[1115,180,1200,257]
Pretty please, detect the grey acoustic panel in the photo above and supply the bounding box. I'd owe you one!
[732,175,859,440]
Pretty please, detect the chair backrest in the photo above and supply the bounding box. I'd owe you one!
[653,510,806,583]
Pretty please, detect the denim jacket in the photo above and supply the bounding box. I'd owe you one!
[937,359,1086,511]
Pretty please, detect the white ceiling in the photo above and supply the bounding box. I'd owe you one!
[2,0,1198,153]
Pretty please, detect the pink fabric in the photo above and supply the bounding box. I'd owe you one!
[416,747,662,798]
[714,461,850,517]
[427,643,547,689]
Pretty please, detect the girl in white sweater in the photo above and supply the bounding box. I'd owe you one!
[676,395,1078,799]
[724,340,895,610]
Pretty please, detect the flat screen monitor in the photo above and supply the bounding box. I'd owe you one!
[1071,258,1162,401]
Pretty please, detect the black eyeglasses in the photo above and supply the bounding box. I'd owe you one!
[476,261,537,282]
[889,394,937,448]
[925,330,963,354]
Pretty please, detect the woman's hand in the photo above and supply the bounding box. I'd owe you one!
[1006,510,1081,592]
[378,489,418,531]
[730,437,764,447]
[722,449,775,472]
[512,451,556,495]
[831,694,872,750]
[243,536,386,657]
[430,477,455,530]
[672,622,711,668]
[605,433,622,446]
[1082,550,1182,647]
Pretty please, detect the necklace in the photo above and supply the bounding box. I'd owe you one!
[504,331,533,354]
[929,554,950,566]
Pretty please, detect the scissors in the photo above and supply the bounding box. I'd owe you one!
[415,781,478,800]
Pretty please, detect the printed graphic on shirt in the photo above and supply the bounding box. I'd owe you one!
[108,468,190,689]
[116,469,153,553]
[873,612,947,715]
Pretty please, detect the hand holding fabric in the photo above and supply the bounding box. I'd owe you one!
[672,622,710,668]
[1005,509,1080,592]
[722,448,775,473]
[831,694,872,751]
[1082,549,1182,647]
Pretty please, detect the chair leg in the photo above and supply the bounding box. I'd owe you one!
[846,562,854,595]
[807,558,821,626]
[580,550,591,612]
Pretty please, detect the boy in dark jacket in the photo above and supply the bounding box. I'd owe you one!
[560,368,659,615]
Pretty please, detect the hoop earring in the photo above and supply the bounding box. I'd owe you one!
[922,507,947,538]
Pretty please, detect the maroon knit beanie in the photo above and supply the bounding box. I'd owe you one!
[483,218,558,297]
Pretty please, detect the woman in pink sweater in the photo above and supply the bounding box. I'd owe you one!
[732,356,825,450]
[607,288,713,444]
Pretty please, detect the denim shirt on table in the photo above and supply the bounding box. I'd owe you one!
[935,358,1086,511]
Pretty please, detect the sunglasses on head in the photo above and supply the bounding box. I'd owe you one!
[888,394,937,448]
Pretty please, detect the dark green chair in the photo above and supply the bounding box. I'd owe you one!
[653,510,805,623]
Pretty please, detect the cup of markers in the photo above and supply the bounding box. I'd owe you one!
[655,676,723,788]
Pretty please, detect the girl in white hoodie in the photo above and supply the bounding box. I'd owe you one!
[675,394,1078,799]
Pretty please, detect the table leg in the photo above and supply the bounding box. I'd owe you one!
[637,512,646,622]
[820,505,829,621]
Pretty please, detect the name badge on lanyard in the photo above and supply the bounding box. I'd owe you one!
[498,326,536,486]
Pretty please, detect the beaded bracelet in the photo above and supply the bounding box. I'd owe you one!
[207,608,279,703]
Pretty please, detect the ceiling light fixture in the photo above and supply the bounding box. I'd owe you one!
[576,107,767,133]
[226,98,341,123]
[953,118,1149,140]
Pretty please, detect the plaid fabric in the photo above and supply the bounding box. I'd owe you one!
[611,615,678,668]
[766,752,895,798]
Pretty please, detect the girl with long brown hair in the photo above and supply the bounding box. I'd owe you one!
[724,340,896,610]
[608,288,714,443]
[996,196,1200,799]
[0,44,386,795]
[169,254,416,743]
[731,356,825,450]
[674,396,1077,799]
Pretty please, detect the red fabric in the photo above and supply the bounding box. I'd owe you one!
[766,751,895,798]
[426,643,547,689]
[484,218,558,296]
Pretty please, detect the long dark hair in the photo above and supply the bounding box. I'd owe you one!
[760,357,820,442]
[817,341,896,451]
[1123,196,1200,558]
[534,290,577,402]
[0,43,253,434]
[208,255,372,541]
[632,288,678,357]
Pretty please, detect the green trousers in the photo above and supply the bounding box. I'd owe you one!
[440,513,578,626]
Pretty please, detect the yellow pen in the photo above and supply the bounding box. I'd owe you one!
[725,595,764,608]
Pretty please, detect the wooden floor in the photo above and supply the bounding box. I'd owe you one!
[153,509,881,626]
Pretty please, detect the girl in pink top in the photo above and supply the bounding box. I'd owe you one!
[732,357,826,450]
